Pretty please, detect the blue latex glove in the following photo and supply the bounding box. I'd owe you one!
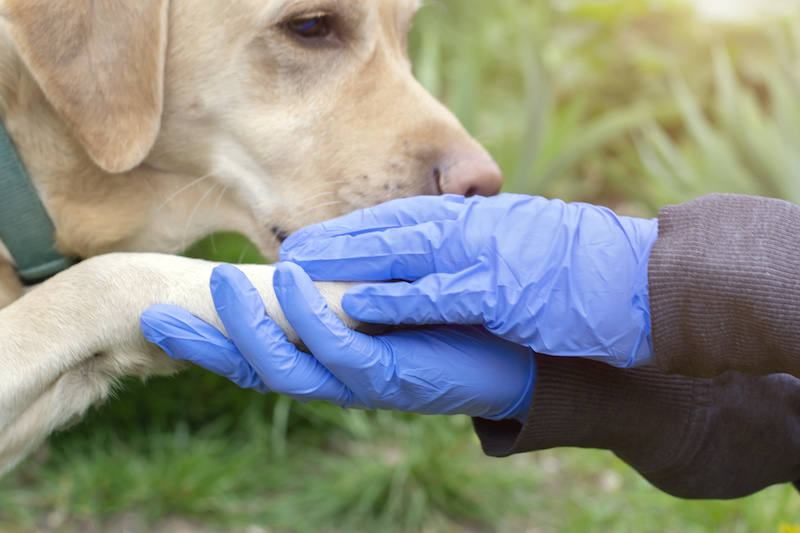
[140,263,536,422]
[280,193,658,368]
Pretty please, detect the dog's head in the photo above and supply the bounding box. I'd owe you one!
[1,0,501,260]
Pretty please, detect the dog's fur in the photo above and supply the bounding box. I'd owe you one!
[0,0,502,476]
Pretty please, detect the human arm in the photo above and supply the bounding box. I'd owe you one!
[280,192,800,378]
[139,259,800,499]
[475,355,800,499]
[470,192,800,493]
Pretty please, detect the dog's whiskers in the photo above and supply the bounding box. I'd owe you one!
[236,241,253,264]
[208,185,230,256]
[181,181,222,251]
[152,173,214,214]
[289,181,350,207]
[281,199,348,231]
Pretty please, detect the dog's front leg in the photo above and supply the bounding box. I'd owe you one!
[0,252,359,476]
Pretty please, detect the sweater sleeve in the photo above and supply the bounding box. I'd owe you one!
[649,193,800,378]
[473,355,800,499]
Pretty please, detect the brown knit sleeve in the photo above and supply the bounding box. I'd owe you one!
[649,193,800,378]
[473,355,800,499]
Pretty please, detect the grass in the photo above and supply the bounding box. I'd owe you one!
[3,372,800,532]
[3,0,800,531]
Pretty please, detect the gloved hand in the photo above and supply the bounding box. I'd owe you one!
[280,193,658,368]
[140,263,536,422]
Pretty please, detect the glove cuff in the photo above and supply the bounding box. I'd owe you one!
[625,217,658,367]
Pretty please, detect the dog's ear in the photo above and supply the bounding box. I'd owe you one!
[4,0,169,173]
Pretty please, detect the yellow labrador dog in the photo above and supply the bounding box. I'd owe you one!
[0,0,502,476]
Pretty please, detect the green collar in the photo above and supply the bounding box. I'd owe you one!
[0,119,75,284]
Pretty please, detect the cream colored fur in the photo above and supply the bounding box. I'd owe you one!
[0,0,501,476]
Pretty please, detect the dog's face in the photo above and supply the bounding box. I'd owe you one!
[1,0,501,261]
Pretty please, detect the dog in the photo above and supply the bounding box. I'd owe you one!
[0,0,502,476]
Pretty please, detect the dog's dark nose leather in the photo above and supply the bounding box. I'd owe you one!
[436,151,503,197]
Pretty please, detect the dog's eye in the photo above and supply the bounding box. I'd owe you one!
[287,15,332,39]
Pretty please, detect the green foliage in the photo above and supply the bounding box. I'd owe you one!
[3,1,800,531]
[411,0,800,211]
[635,22,800,208]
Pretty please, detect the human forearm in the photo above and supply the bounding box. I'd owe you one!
[474,355,800,499]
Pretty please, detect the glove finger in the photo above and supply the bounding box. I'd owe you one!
[281,194,470,254]
[140,304,269,392]
[210,265,353,405]
[273,262,389,396]
[340,266,489,326]
[281,224,453,281]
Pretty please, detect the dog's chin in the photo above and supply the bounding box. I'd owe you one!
[240,228,286,264]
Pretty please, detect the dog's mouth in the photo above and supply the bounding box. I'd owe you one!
[270,225,290,244]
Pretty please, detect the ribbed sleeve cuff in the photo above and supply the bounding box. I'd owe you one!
[473,356,702,471]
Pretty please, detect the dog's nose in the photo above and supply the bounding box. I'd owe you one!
[436,153,503,197]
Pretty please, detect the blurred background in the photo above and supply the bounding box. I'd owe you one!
[3,0,800,531]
